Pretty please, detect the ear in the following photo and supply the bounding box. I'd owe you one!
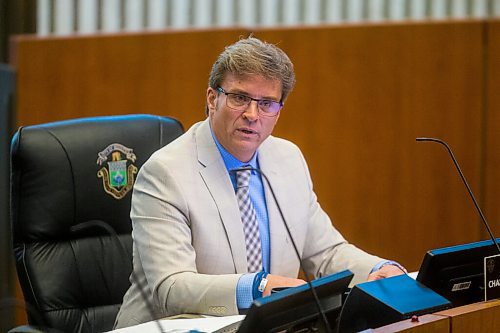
[271,109,281,125]
[206,87,217,115]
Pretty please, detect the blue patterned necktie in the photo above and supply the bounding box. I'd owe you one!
[235,168,262,273]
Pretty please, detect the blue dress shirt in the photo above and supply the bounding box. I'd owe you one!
[210,129,270,309]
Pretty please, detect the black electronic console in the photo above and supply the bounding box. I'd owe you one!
[337,274,451,332]
[235,269,353,333]
[417,238,500,307]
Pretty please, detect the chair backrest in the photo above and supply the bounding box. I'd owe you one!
[10,114,183,333]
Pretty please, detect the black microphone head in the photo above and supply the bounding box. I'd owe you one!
[415,137,447,146]
[416,137,436,142]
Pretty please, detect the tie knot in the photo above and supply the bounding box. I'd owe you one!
[236,168,252,188]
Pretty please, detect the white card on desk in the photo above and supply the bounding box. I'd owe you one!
[109,315,245,333]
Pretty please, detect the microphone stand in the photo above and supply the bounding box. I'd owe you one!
[231,167,333,333]
[416,137,500,253]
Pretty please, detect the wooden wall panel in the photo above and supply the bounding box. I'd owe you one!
[9,21,489,277]
[257,22,485,270]
[10,29,247,128]
[484,20,500,238]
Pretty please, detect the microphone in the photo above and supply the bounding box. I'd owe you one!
[416,137,500,253]
[70,220,166,333]
[231,166,333,333]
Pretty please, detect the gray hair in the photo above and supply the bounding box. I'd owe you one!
[208,36,296,103]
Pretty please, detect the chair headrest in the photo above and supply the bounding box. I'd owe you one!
[11,114,183,242]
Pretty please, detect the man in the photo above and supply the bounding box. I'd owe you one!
[114,36,404,328]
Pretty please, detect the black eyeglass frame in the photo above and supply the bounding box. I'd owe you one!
[216,87,283,117]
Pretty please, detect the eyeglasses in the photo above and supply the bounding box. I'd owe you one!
[216,87,282,117]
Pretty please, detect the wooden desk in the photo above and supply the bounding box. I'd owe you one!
[364,314,449,333]
[434,299,500,333]
[369,299,500,332]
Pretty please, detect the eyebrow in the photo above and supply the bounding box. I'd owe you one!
[225,88,280,102]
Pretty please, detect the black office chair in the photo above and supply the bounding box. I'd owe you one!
[10,114,183,333]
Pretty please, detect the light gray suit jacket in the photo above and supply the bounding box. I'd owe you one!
[114,119,382,328]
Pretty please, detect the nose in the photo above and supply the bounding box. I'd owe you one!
[242,100,260,121]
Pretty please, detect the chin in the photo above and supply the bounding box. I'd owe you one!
[234,146,259,161]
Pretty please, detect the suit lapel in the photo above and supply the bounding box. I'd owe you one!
[195,120,248,274]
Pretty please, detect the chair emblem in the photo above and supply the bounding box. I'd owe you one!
[487,257,496,274]
[97,143,138,199]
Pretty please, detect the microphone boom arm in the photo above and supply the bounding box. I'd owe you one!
[416,137,500,253]
[231,166,333,333]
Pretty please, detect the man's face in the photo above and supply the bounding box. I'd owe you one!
[207,73,282,162]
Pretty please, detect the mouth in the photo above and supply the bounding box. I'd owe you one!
[238,128,258,135]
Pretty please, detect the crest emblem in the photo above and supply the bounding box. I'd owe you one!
[97,143,138,199]
[487,258,496,274]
